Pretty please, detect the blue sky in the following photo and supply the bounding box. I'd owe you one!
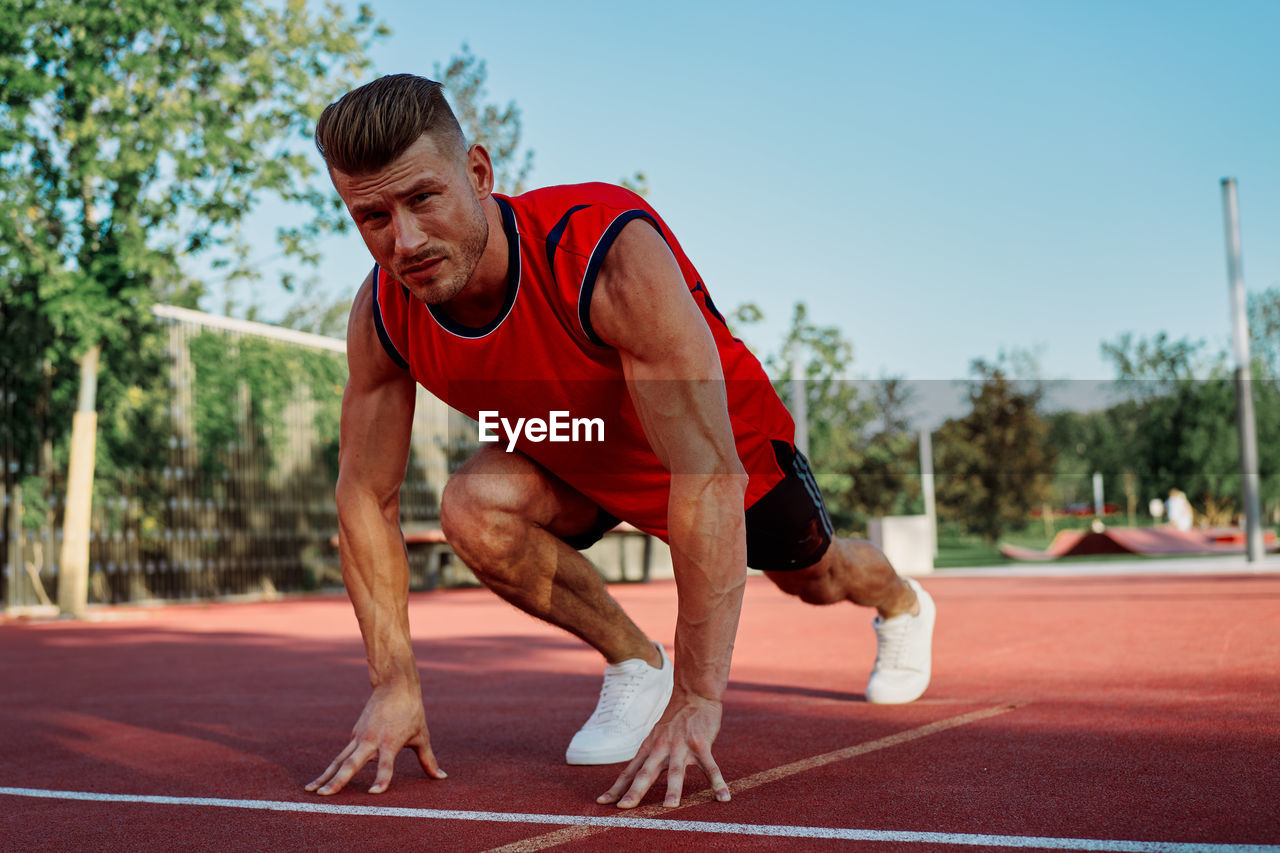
[235,0,1280,385]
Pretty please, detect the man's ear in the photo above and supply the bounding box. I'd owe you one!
[467,144,495,199]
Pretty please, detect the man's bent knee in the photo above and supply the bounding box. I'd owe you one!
[439,447,600,583]
[440,457,542,578]
[765,563,845,605]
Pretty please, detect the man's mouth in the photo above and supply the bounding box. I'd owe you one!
[401,257,443,281]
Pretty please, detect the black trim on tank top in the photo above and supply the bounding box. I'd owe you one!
[426,196,521,339]
[545,204,590,271]
[370,264,410,370]
[578,210,663,347]
[691,280,745,344]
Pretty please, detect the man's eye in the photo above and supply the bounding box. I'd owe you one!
[414,193,433,203]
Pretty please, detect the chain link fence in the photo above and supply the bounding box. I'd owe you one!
[2,306,474,612]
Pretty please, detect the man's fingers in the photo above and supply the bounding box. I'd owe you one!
[597,752,647,805]
[315,743,375,796]
[306,739,357,792]
[662,761,686,808]
[412,733,447,780]
[699,750,731,803]
[600,752,732,809]
[615,751,668,809]
[369,747,396,794]
[309,731,448,797]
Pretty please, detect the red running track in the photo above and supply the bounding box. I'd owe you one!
[1,571,1279,851]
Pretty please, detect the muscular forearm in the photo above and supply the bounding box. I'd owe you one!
[337,484,419,689]
[666,472,749,703]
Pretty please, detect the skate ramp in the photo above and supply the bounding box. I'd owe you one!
[999,526,1277,561]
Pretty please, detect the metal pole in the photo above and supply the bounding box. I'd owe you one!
[790,341,809,457]
[1221,178,1264,562]
[920,428,937,557]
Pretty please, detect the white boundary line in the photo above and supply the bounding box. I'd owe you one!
[1,787,1274,852]
[489,704,1022,851]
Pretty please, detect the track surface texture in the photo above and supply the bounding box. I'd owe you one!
[2,568,1278,851]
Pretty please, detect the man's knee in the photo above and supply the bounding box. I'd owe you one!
[440,453,541,576]
[765,561,844,605]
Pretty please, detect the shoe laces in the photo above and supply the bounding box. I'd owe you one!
[584,662,648,728]
[872,613,914,670]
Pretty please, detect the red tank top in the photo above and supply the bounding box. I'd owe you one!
[372,182,795,539]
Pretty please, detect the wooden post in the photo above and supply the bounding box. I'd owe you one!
[57,343,100,617]
[5,482,20,611]
[920,429,937,557]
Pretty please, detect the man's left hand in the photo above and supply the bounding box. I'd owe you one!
[597,693,731,809]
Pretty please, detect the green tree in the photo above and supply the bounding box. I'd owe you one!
[435,44,534,195]
[853,378,922,521]
[1095,330,1280,526]
[619,171,649,197]
[0,0,384,558]
[730,302,919,532]
[934,358,1055,543]
[1248,285,1280,382]
[760,303,871,531]
[1045,402,1144,515]
[1100,331,1207,399]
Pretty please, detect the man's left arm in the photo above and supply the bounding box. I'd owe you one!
[589,219,749,809]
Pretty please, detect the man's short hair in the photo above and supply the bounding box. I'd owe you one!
[315,74,467,175]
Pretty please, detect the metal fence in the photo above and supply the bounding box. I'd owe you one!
[2,305,472,612]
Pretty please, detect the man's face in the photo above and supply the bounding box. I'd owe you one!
[332,134,490,305]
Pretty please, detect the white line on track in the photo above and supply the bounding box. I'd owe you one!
[1,787,1275,852]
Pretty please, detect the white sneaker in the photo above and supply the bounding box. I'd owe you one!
[866,578,935,704]
[565,644,673,765]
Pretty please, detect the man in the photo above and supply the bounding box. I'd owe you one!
[305,74,935,810]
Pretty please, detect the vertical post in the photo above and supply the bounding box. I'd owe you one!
[790,341,809,457]
[1093,471,1104,518]
[5,482,21,611]
[57,343,100,617]
[920,428,937,557]
[1221,178,1264,562]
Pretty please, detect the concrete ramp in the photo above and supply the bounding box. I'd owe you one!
[1000,525,1277,561]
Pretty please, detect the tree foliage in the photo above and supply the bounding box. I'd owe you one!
[731,301,920,533]
[435,44,533,195]
[1055,322,1280,526]
[934,358,1055,543]
[1248,285,1280,382]
[1100,331,1208,398]
[0,0,384,501]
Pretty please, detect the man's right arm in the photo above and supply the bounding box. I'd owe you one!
[306,271,446,796]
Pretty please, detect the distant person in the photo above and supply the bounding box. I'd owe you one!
[1167,489,1193,531]
[304,74,936,810]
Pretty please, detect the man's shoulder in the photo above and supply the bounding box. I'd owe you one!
[505,182,653,229]
[504,183,661,270]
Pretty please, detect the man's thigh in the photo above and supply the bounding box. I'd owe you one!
[447,446,613,545]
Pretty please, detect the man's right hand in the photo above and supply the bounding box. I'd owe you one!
[306,682,446,795]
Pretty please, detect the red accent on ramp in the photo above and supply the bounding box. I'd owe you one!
[1000,525,1278,560]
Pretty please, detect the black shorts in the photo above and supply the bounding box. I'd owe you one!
[562,440,834,572]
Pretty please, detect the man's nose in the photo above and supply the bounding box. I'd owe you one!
[392,210,429,258]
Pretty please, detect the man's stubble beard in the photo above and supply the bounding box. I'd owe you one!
[402,204,490,307]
